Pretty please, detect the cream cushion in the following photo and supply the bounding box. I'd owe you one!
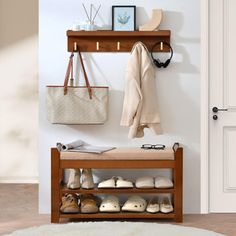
[60,148,174,160]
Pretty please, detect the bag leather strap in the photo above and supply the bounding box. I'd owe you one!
[63,50,93,99]
[63,53,74,95]
[77,49,93,99]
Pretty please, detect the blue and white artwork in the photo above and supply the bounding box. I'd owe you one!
[113,6,135,31]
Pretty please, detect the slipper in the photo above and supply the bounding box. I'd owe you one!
[159,197,173,213]
[155,176,173,188]
[67,169,80,189]
[99,195,120,212]
[135,176,154,188]
[60,193,79,213]
[122,195,147,212]
[116,177,134,188]
[146,197,159,213]
[98,177,116,188]
[98,176,133,188]
[80,194,100,213]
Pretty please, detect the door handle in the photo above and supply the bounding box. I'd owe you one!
[212,107,228,113]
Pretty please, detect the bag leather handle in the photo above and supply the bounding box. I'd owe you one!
[63,53,74,95]
[77,49,93,99]
[63,50,93,99]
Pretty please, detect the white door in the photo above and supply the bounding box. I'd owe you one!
[210,0,236,212]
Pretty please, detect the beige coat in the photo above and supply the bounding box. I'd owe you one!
[120,42,162,138]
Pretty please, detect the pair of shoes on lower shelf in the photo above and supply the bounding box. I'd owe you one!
[100,195,147,213]
[60,193,100,214]
[67,168,94,189]
[100,195,173,213]
[60,194,173,214]
[135,176,173,189]
[98,176,133,189]
[146,197,173,214]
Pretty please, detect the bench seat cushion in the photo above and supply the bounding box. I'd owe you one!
[60,147,174,160]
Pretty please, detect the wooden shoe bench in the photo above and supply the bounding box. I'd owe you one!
[51,143,183,223]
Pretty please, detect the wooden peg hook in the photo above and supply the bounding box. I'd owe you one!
[117,42,120,51]
[73,42,77,51]
[160,42,164,51]
[96,42,100,51]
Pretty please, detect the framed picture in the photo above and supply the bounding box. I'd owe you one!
[112,6,136,31]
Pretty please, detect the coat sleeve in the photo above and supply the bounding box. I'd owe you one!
[120,74,142,126]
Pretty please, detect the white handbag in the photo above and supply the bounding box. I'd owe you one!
[46,50,109,124]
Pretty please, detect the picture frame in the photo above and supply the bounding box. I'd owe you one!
[112,6,136,31]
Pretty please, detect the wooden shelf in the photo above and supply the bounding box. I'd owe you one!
[61,185,175,194]
[61,212,175,219]
[67,30,171,52]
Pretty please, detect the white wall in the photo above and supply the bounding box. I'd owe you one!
[0,0,38,183]
[39,0,200,213]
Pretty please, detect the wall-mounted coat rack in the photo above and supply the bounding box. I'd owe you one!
[67,30,171,53]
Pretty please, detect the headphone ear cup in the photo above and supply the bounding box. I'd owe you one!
[163,59,171,68]
[153,59,163,68]
[153,59,161,68]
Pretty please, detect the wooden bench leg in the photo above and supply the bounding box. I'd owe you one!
[174,148,183,222]
[51,148,60,223]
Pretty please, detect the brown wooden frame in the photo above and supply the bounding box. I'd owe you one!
[51,146,183,223]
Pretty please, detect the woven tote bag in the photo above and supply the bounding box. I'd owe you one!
[46,50,108,124]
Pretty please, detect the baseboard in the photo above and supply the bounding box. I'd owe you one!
[0,176,39,183]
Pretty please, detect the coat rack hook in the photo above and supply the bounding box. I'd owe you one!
[73,42,77,51]
[96,42,100,51]
[160,42,164,51]
[117,42,120,51]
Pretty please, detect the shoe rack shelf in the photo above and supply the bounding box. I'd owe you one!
[61,185,175,194]
[67,30,171,52]
[60,212,175,219]
[51,144,183,223]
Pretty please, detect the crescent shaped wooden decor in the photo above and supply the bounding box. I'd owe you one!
[139,9,163,31]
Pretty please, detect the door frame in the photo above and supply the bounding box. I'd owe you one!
[200,0,210,213]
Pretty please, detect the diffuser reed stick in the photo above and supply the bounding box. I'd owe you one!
[92,4,101,22]
[90,4,93,21]
[82,3,90,21]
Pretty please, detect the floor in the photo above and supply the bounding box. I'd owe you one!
[0,184,235,236]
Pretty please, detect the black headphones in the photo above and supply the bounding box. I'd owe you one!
[151,41,173,68]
